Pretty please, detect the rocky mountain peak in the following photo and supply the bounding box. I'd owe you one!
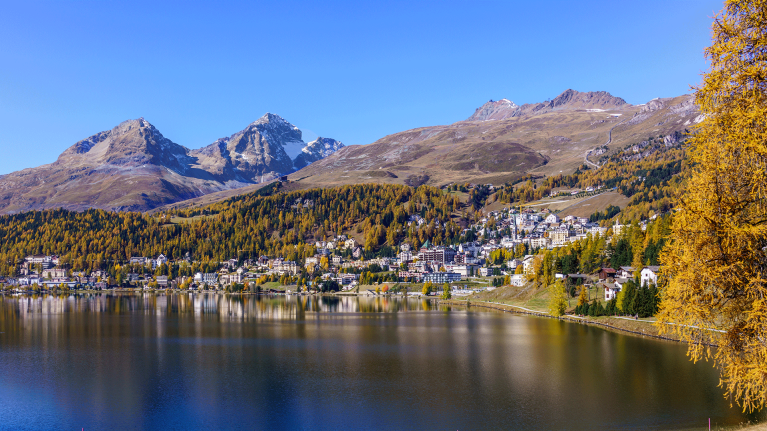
[250,113,301,135]
[55,117,190,172]
[293,137,345,170]
[548,89,628,110]
[468,98,520,121]
[304,137,344,156]
[468,90,630,122]
[189,115,343,182]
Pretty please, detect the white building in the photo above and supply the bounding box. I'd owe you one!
[529,237,550,249]
[640,266,660,287]
[194,272,218,285]
[509,274,526,287]
[604,279,627,301]
[522,255,537,275]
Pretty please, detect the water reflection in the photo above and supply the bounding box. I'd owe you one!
[0,293,763,430]
[0,293,442,323]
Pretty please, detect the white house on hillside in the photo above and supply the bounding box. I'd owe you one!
[641,266,660,287]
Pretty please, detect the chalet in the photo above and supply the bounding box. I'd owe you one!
[618,266,634,279]
[352,247,363,259]
[603,282,621,301]
[566,274,590,285]
[598,267,617,281]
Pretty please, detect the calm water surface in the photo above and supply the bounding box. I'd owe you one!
[0,293,763,430]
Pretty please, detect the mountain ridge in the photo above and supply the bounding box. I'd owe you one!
[467,89,629,121]
[0,114,343,214]
[287,90,698,193]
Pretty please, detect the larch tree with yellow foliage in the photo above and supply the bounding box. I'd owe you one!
[657,0,767,412]
[548,279,567,317]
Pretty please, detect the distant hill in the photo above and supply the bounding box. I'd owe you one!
[0,115,343,214]
[289,89,699,190]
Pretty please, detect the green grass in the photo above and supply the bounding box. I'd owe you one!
[260,281,288,291]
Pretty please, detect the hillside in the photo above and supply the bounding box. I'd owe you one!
[0,184,462,275]
[0,115,343,214]
[289,90,699,190]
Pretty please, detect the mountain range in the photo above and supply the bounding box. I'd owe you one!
[0,89,702,214]
[0,114,342,213]
[289,89,700,191]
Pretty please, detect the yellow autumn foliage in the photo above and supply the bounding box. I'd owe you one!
[656,0,767,412]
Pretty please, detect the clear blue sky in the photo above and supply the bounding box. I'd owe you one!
[0,0,723,175]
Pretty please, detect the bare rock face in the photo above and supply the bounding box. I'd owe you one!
[548,89,628,110]
[468,89,629,122]
[293,137,345,170]
[58,119,190,168]
[468,99,519,121]
[192,114,344,181]
[192,113,301,181]
[640,98,666,113]
[0,114,341,213]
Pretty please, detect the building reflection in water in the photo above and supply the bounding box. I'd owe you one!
[0,293,441,324]
[0,292,762,430]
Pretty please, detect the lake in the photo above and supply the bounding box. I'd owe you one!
[0,293,762,430]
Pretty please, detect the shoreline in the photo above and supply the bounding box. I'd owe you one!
[439,298,685,343]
